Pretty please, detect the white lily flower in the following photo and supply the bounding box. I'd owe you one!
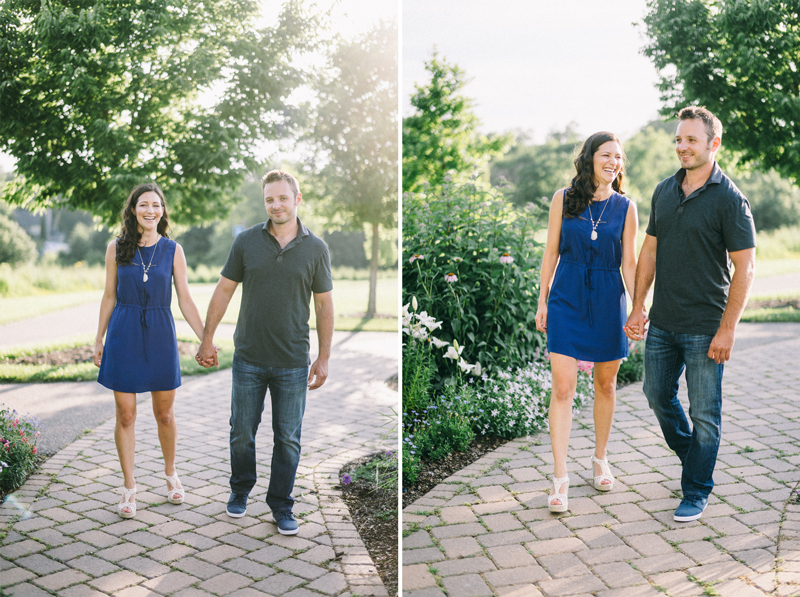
[417,311,442,332]
[458,358,476,373]
[430,337,450,349]
[412,296,418,311]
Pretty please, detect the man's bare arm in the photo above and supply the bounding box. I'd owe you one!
[308,291,333,390]
[196,276,239,367]
[708,247,755,364]
[624,234,657,341]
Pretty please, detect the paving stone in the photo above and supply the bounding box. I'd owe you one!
[15,553,68,575]
[33,569,92,591]
[197,571,253,595]
[251,572,304,594]
[481,513,523,533]
[0,566,37,587]
[42,542,96,562]
[430,522,486,540]
[435,556,497,577]
[478,529,535,548]
[537,574,606,596]
[68,555,120,577]
[626,534,675,557]
[245,544,293,565]
[0,540,47,559]
[87,570,146,592]
[592,561,647,589]
[486,544,536,569]
[526,537,588,557]
[58,584,111,597]
[3,582,52,597]
[116,556,172,579]
[484,564,549,587]
[631,552,695,575]
[439,536,483,559]
[142,571,200,594]
[274,558,328,580]
[441,573,493,597]
[94,543,146,562]
[538,552,591,578]
[439,506,478,524]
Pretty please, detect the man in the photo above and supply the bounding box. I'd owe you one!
[625,106,756,523]
[196,170,334,535]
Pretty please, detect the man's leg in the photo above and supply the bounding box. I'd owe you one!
[230,354,269,496]
[680,332,723,499]
[265,366,309,514]
[643,325,692,463]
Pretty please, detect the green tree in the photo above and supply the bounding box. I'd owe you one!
[0,212,37,265]
[642,0,800,185]
[306,21,398,317]
[0,0,318,224]
[624,122,679,223]
[730,168,800,232]
[490,126,581,211]
[403,52,511,193]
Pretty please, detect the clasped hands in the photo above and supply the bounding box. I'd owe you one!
[195,340,220,368]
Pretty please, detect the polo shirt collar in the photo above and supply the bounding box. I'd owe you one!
[261,217,310,240]
[673,161,723,201]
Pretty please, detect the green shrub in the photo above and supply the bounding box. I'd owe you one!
[755,225,800,260]
[0,213,37,265]
[473,359,593,439]
[0,407,41,493]
[59,222,112,266]
[0,262,106,297]
[403,180,547,383]
[617,339,645,386]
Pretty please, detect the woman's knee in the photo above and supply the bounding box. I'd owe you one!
[551,382,575,403]
[117,409,136,429]
[154,409,175,428]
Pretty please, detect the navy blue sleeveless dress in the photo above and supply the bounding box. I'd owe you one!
[546,192,630,362]
[98,238,181,393]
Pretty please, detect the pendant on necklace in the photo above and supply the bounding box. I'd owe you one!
[143,273,148,283]
[591,230,598,241]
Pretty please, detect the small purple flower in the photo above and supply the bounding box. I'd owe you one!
[385,451,394,458]
[500,253,514,264]
[342,474,352,486]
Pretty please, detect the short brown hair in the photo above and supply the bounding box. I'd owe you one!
[678,106,722,143]
[261,170,300,198]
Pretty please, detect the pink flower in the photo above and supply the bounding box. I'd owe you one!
[500,253,514,264]
[409,254,424,264]
[444,273,458,283]
[32,446,37,454]
[577,361,594,373]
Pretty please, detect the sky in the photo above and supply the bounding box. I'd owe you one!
[403,0,665,144]
[0,0,397,174]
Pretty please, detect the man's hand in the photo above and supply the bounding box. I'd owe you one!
[708,327,735,364]
[196,339,219,368]
[624,308,648,341]
[308,357,328,390]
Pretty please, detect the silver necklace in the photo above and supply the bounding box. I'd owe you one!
[136,237,159,282]
[588,197,610,241]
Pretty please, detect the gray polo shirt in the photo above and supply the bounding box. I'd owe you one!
[647,162,756,335]
[221,217,333,368]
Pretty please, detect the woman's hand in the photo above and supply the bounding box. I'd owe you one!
[93,340,104,368]
[535,304,548,333]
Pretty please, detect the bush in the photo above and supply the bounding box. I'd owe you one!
[473,359,593,439]
[0,262,106,297]
[617,339,645,386]
[0,213,37,265]
[403,179,547,383]
[0,407,41,493]
[59,222,113,266]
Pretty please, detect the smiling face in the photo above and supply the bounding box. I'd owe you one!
[675,118,719,171]
[592,140,624,188]
[135,191,164,235]
[263,180,301,226]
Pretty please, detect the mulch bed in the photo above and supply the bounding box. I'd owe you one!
[402,435,511,508]
[339,454,398,596]
[2,341,199,365]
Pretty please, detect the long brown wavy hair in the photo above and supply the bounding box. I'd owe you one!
[116,183,171,264]
[563,132,626,218]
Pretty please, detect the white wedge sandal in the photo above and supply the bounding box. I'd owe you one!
[118,485,137,518]
[548,475,569,513]
[165,473,185,504]
[591,455,615,492]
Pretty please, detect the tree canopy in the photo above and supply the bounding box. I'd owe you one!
[642,0,800,184]
[305,21,398,316]
[403,52,511,193]
[0,0,318,224]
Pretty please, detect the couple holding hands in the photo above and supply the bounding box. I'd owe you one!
[536,106,756,523]
[93,170,334,536]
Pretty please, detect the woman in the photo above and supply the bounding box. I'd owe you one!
[534,132,638,513]
[94,183,211,518]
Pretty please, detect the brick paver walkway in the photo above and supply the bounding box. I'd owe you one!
[0,331,397,597]
[402,332,800,597]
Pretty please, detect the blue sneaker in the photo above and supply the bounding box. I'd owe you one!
[226,493,248,518]
[275,510,299,535]
[674,496,708,522]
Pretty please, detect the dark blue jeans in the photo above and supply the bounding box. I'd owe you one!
[643,325,724,500]
[229,353,308,513]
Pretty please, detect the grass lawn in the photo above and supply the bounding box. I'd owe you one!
[0,336,235,383]
[0,276,398,332]
[175,278,398,332]
[0,290,102,326]
[741,307,800,323]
